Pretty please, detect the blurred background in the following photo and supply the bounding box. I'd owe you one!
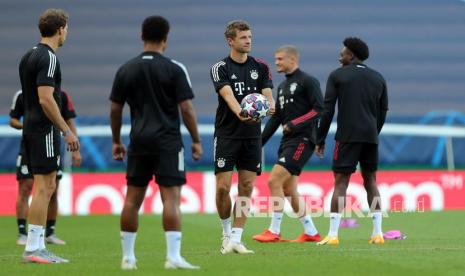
[1,0,465,171]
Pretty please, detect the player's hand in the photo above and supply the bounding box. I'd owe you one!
[112,142,126,161]
[315,144,325,159]
[267,102,276,116]
[72,150,82,167]
[283,124,291,134]
[64,132,80,152]
[237,109,254,123]
[191,142,203,161]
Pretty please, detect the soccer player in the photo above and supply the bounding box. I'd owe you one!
[10,89,82,246]
[19,8,79,263]
[209,20,275,254]
[110,15,203,270]
[316,37,389,245]
[252,45,322,243]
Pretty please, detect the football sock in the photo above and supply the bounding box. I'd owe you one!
[25,224,43,252]
[17,219,27,235]
[38,228,46,250]
[121,231,137,261]
[268,212,283,234]
[300,215,318,236]
[46,220,56,237]
[371,212,383,236]
[165,231,182,262]
[230,228,243,243]
[220,218,231,236]
[328,212,342,237]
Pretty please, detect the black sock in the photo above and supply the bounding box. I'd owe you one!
[46,220,56,237]
[17,219,27,235]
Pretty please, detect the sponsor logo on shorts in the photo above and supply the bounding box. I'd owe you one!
[279,157,286,163]
[217,158,225,168]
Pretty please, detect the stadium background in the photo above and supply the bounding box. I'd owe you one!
[1,1,465,275]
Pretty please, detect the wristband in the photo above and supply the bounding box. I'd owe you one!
[62,129,71,137]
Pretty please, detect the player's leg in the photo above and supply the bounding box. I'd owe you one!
[360,143,384,244]
[252,164,289,242]
[318,142,359,246]
[22,133,67,263]
[214,136,238,250]
[45,173,65,245]
[283,175,320,242]
[157,149,199,270]
[120,155,151,270]
[16,178,33,245]
[222,138,260,254]
[15,152,33,245]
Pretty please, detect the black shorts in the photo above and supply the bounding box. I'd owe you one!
[126,149,186,187]
[213,136,261,175]
[23,132,61,175]
[277,137,315,176]
[16,154,63,180]
[332,141,378,173]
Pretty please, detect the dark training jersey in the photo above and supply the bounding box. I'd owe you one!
[10,89,77,155]
[262,69,324,145]
[210,56,273,139]
[19,43,62,135]
[319,62,388,144]
[110,51,194,155]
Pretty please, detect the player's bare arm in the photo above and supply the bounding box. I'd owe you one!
[110,101,126,161]
[9,118,22,130]
[218,85,253,122]
[179,99,203,161]
[38,86,79,152]
[66,118,82,167]
[261,88,275,116]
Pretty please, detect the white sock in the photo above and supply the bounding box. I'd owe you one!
[25,224,43,252]
[121,231,137,261]
[299,215,318,236]
[371,212,383,236]
[268,212,283,234]
[221,218,231,236]
[328,213,342,237]
[165,231,182,262]
[38,228,46,250]
[230,228,243,243]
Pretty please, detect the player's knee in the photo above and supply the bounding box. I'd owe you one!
[18,182,33,197]
[238,182,253,196]
[216,182,231,198]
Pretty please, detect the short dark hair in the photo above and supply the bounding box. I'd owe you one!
[38,9,68,37]
[141,16,170,43]
[343,37,369,61]
[224,20,251,39]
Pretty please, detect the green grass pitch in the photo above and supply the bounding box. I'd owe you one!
[1,211,465,275]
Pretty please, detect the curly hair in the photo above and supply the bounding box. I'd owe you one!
[343,37,369,61]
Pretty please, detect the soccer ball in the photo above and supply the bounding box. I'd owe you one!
[240,93,270,120]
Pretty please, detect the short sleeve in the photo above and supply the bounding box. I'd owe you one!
[171,60,194,102]
[60,90,77,120]
[36,50,57,87]
[109,67,127,104]
[9,91,24,119]
[255,58,273,90]
[210,61,230,93]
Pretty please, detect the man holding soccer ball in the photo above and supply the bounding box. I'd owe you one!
[253,45,323,243]
[209,20,275,254]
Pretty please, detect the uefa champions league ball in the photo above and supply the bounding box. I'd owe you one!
[240,93,270,120]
